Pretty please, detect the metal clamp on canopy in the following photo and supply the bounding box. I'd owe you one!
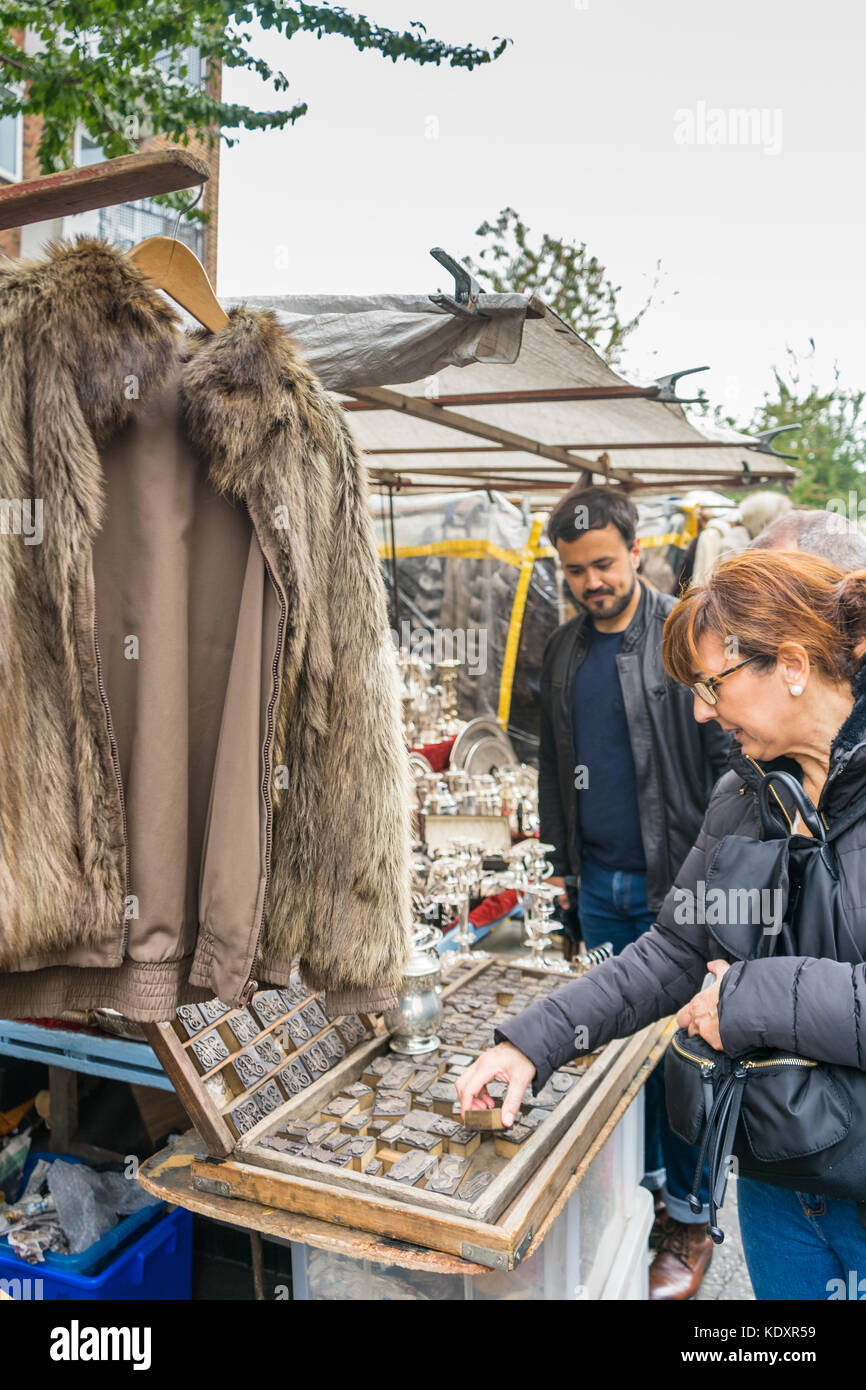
[428,246,489,319]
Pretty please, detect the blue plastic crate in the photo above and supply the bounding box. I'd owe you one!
[0,1206,193,1300]
[0,1151,165,1275]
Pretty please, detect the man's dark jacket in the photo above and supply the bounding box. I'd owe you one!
[540,580,731,912]
[500,664,866,1093]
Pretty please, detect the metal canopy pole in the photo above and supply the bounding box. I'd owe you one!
[387,484,402,630]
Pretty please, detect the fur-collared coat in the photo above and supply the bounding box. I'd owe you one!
[0,238,412,1021]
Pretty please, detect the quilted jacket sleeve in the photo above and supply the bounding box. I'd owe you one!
[717,957,866,1069]
[495,811,718,1091]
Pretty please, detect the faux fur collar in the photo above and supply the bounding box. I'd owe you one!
[0,236,319,497]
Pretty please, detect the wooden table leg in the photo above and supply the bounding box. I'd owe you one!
[48,1067,78,1153]
[250,1230,265,1300]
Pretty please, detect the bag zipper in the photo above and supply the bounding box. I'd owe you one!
[240,552,288,1007]
[92,614,130,957]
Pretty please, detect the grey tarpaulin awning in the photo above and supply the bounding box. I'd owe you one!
[230,290,797,498]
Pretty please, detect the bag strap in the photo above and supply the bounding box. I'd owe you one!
[759,770,825,840]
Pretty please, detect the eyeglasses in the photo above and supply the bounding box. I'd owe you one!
[692,654,763,707]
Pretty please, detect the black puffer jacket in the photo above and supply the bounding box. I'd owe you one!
[499,664,866,1091]
[540,580,731,910]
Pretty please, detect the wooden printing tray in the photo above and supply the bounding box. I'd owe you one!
[172,957,664,1269]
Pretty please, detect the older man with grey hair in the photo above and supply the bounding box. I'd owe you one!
[750,507,866,568]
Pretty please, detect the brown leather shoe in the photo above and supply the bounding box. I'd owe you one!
[649,1196,671,1251]
[649,1218,713,1300]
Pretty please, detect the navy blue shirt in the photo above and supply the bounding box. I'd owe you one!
[571,625,646,873]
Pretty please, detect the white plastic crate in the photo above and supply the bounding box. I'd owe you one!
[290,1089,651,1301]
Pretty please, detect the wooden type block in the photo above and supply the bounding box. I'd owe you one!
[446,1053,474,1069]
[396,1130,443,1156]
[463,1107,505,1131]
[403,1110,439,1133]
[368,1117,392,1137]
[254,1079,285,1115]
[340,1113,371,1137]
[485,1081,507,1102]
[412,1093,434,1112]
[306,1120,339,1146]
[174,1003,207,1038]
[327,1153,353,1169]
[428,1081,459,1116]
[407,1066,441,1094]
[344,1136,377,1172]
[259,1136,305,1155]
[323,1095,361,1123]
[276,1056,313,1098]
[424,1155,471,1196]
[520,1108,549,1130]
[386,1151,438,1187]
[190,1032,230,1074]
[456,1169,496,1202]
[380,1061,416,1090]
[320,1130,351,1153]
[372,1091,409,1119]
[494,1124,534,1158]
[445,1126,481,1159]
[429,1116,460,1141]
[366,1158,384,1177]
[341,1081,374,1108]
[362,1055,396,1087]
[376,1122,407,1150]
[249,990,285,1027]
[276,1119,313,1142]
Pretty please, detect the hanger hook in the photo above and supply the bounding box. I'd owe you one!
[171,183,205,242]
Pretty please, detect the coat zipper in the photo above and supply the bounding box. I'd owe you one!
[671,1035,816,1070]
[92,615,131,957]
[240,552,288,1007]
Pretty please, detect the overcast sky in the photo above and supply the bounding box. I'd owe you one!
[217,0,866,423]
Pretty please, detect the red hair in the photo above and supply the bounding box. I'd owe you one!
[663,549,866,686]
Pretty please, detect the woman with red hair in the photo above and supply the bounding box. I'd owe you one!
[457,548,866,1300]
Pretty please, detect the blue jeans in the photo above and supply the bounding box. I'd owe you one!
[576,857,710,1224]
[738,1177,866,1300]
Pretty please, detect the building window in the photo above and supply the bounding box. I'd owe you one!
[97,198,205,263]
[77,130,105,167]
[0,87,22,182]
[154,45,206,90]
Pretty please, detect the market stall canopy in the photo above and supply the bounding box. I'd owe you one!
[231,287,798,497]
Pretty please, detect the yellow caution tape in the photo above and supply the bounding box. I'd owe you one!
[498,517,546,729]
[377,538,556,566]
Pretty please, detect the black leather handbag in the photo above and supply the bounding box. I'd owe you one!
[664,770,866,1241]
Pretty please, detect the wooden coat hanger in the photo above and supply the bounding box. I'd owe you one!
[126,185,228,333]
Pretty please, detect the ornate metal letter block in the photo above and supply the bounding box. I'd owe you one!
[254,1036,285,1069]
[254,1079,285,1115]
[252,990,287,1027]
[232,1049,268,1088]
[299,1000,329,1036]
[302,1040,331,1079]
[190,1033,230,1074]
[175,1004,206,1037]
[336,1014,371,1048]
[319,1029,346,1064]
[277,1057,312,1097]
[373,1091,410,1119]
[229,1097,264,1137]
[225,1010,260,1047]
[199,999,232,1025]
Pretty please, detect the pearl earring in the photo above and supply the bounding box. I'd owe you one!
[790,684,803,696]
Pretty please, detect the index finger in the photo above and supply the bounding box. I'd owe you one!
[455,1052,505,1121]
